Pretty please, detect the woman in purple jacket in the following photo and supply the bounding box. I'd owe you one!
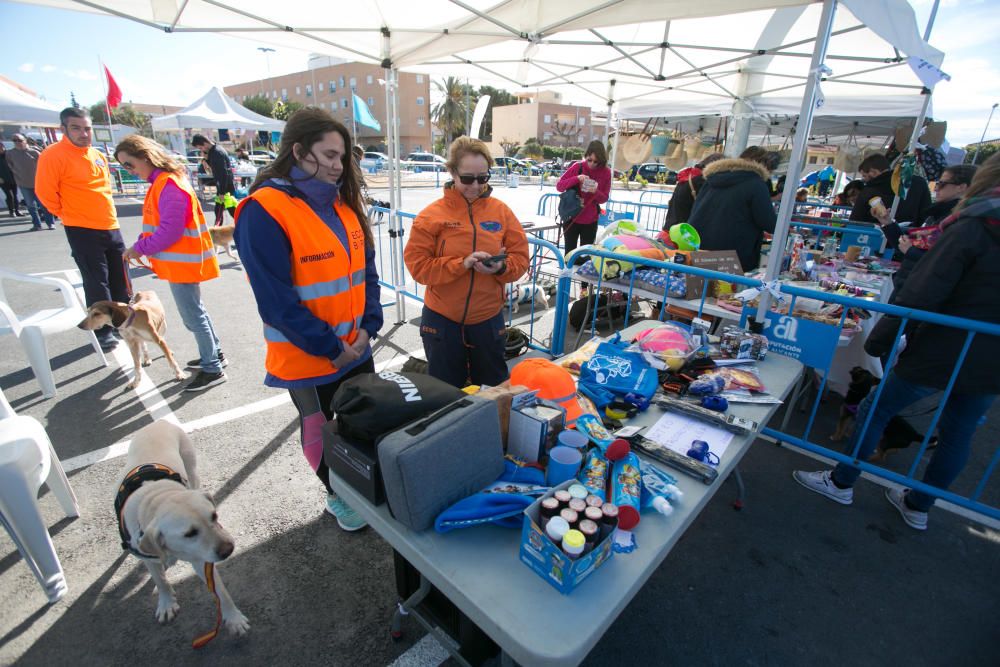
[556,140,612,258]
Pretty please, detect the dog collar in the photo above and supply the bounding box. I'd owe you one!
[115,463,186,559]
[120,305,137,330]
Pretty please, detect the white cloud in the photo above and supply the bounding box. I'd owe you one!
[41,64,57,73]
[18,63,35,73]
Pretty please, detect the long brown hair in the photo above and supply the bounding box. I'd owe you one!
[114,135,187,177]
[954,153,1000,215]
[251,107,373,248]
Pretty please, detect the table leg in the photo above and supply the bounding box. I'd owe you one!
[729,466,746,511]
[395,573,474,667]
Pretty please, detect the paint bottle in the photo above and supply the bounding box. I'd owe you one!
[561,529,586,560]
[585,494,604,509]
[600,503,619,540]
[545,516,570,546]
[568,498,587,515]
[584,506,604,524]
[539,497,561,531]
[559,508,579,529]
[578,519,599,553]
[553,489,572,508]
[611,452,642,530]
[567,484,589,501]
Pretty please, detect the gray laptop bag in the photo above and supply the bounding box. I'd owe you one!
[378,395,505,531]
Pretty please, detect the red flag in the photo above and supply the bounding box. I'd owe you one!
[104,65,122,109]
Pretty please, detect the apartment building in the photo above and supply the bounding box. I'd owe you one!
[490,90,596,154]
[225,57,432,154]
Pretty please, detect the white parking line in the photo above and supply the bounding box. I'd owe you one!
[61,349,425,473]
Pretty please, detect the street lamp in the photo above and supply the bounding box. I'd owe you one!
[258,47,275,97]
[972,102,998,165]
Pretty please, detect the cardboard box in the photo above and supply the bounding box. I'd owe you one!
[322,421,385,505]
[506,394,565,463]
[676,250,744,299]
[519,481,615,594]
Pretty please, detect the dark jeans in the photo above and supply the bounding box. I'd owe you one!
[563,221,598,263]
[64,226,129,342]
[2,182,19,215]
[420,306,508,388]
[832,371,996,511]
[287,356,375,494]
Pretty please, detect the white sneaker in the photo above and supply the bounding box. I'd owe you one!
[792,470,854,505]
[885,488,928,531]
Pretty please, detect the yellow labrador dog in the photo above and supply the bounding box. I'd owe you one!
[78,291,186,389]
[116,420,249,635]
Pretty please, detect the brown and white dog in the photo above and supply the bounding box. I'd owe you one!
[78,291,186,389]
[208,224,238,261]
[116,420,248,635]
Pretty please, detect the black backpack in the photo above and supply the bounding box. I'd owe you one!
[558,162,585,224]
[332,371,464,444]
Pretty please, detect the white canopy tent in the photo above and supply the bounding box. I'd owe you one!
[151,87,285,132]
[0,78,61,126]
[19,0,945,321]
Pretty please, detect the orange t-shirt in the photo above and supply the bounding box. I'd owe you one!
[35,137,118,230]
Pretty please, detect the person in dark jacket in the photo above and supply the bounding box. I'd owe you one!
[850,153,932,250]
[688,146,777,271]
[892,164,977,292]
[192,134,237,226]
[663,153,723,228]
[0,144,20,217]
[793,153,1000,531]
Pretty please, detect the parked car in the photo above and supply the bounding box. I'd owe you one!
[404,152,447,172]
[362,151,389,170]
[628,162,677,184]
[494,156,541,175]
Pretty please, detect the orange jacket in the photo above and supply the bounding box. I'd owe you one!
[35,137,118,230]
[142,172,220,283]
[404,186,529,325]
[235,187,366,382]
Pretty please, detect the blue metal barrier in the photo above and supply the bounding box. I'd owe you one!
[557,245,1000,523]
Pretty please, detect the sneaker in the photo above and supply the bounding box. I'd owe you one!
[98,337,119,352]
[325,495,368,531]
[186,350,228,371]
[792,470,854,505]
[885,488,928,531]
[183,370,227,392]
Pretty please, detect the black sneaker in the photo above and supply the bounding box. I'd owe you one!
[99,338,119,352]
[183,370,227,392]
[185,350,228,371]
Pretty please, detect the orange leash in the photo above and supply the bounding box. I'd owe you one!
[191,562,222,649]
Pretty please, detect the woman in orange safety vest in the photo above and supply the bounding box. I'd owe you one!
[115,135,226,393]
[234,108,382,532]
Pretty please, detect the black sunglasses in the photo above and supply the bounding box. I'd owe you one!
[120,161,136,170]
[457,173,491,185]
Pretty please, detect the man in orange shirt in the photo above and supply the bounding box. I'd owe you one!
[36,107,129,351]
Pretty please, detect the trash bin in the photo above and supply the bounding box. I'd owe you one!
[507,173,519,188]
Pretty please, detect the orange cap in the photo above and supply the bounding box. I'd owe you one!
[510,358,585,427]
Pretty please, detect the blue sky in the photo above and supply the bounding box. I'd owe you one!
[1,0,998,146]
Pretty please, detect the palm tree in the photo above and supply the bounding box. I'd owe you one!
[432,77,467,148]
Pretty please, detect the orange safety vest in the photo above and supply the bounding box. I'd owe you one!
[235,187,367,382]
[141,172,220,283]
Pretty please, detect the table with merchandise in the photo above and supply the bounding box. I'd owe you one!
[328,321,804,666]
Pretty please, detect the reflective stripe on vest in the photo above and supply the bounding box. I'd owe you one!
[235,187,368,382]
[141,172,220,283]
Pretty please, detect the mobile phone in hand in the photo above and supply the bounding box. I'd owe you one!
[482,253,508,266]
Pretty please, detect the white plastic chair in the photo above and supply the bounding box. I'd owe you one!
[0,268,108,399]
[0,387,81,603]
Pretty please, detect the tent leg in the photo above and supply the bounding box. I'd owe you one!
[758,0,838,319]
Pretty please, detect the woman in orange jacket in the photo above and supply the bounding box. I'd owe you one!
[115,135,226,392]
[404,137,530,387]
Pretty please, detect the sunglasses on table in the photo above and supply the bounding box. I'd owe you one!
[457,173,491,185]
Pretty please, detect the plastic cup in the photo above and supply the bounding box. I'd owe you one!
[547,446,584,487]
[557,430,589,450]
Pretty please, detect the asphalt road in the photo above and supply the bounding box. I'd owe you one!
[0,188,997,667]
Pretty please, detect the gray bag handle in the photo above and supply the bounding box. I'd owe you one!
[404,398,473,436]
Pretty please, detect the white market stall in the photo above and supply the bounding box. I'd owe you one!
[19,0,947,324]
[0,78,61,126]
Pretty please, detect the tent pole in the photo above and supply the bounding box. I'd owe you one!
[887,0,940,223]
[727,99,752,157]
[609,115,621,183]
[604,79,615,143]
[757,0,838,322]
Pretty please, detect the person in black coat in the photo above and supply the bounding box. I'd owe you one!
[192,133,236,225]
[850,153,932,250]
[687,146,777,271]
[892,164,977,292]
[0,145,21,217]
[663,153,724,229]
[794,153,1000,530]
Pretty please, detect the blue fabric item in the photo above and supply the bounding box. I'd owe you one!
[579,342,659,406]
[353,94,381,131]
[434,461,548,532]
[234,166,383,389]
